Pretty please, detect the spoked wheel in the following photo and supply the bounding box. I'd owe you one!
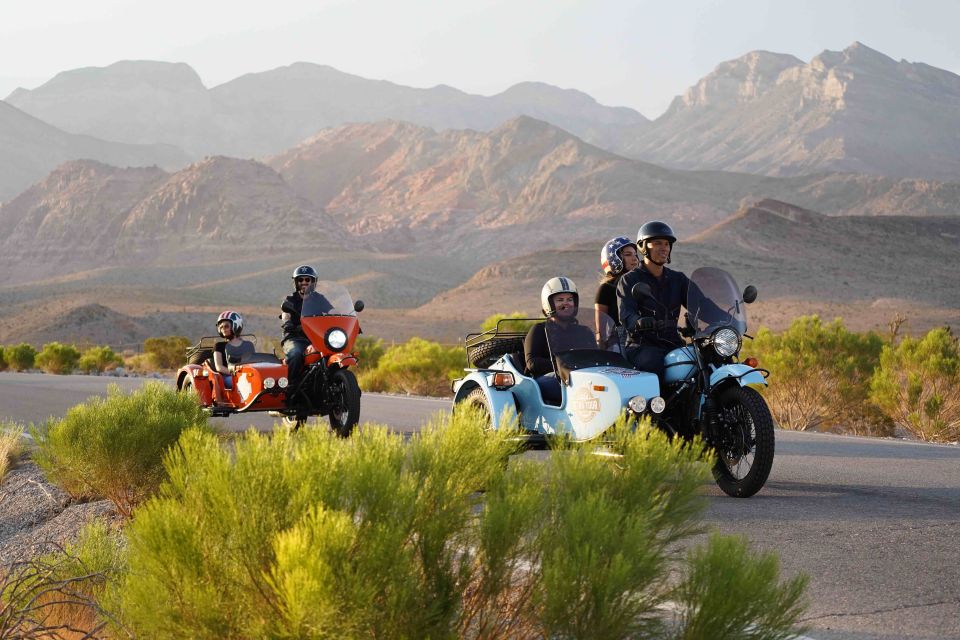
[283,415,308,432]
[711,386,775,498]
[328,369,361,437]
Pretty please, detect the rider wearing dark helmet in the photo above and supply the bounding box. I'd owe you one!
[280,265,319,395]
[616,221,689,378]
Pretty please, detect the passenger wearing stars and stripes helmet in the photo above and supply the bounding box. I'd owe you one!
[216,310,244,336]
[600,236,638,276]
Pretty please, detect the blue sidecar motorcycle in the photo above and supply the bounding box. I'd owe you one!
[453,266,774,498]
[453,308,666,446]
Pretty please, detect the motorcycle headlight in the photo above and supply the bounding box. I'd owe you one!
[712,328,741,357]
[325,328,348,351]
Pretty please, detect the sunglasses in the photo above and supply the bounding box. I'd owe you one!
[296,277,314,283]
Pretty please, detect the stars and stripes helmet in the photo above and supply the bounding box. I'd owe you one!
[600,236,638,276]
[540,276,579,317]
[216,310,244,336]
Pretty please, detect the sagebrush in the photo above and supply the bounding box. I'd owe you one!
[109,410,808,639]
[30,382,212,516]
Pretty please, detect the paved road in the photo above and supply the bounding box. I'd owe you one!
[1,372,958,640]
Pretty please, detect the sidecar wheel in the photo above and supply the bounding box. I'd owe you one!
[461,387,493,426]
[328,369,361,438]
[712,386,775,498]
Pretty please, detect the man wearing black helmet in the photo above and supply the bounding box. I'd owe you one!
[616,221,689,378]
[280,265,319,397]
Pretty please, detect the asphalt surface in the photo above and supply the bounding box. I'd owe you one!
[1,371,958,640]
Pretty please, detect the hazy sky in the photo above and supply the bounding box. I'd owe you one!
[1,0,958,118]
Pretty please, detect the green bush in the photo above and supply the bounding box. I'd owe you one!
[6,343,37,371]
[78,345,124,374]
[143,336,191,370]
[480,312,538,333]
[35,341,82,375]
[749,316,888,434]
[354,335,386,369]
[358,337,465,396]
[109,411,807,639]
[870,327,960,442]
[31,382,212,516]
[0,345,7,371]
[0,522,126,638]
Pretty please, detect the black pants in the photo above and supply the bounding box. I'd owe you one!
[282,338,310,387]
[625,345,671,378]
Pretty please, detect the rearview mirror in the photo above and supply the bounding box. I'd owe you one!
[354,300,365,313]
[631,282,653,300]
[742,285,758,304]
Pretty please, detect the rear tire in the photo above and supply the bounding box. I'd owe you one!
[712,386,775,498]
[461,387,493,426]
[328,369,361,437]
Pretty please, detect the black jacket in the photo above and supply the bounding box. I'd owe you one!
[616,264,688,350]
[524,318,596,377]
[280,294,306,343]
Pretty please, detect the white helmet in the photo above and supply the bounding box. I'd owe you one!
[540,276,579,317]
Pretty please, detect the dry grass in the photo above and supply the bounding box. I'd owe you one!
[0,423,24,483]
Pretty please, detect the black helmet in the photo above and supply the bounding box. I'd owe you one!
[292,265,318,281]
[637,221,677,264]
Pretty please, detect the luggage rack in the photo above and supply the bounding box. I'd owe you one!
[464,318,538,369]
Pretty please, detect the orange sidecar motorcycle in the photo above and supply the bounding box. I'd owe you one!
[176,281,364,435]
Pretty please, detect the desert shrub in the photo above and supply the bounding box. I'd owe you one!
[480,312,538,333]
[110,411,807,639]
[35,342,82,375]
[6,343,37,371]
[354,335,386,369]
[1,422,24,483]
[0,345,7,371]
[749,316,889,434]
[30,382,212,516]
[78,345,124,374]
[0,522,126,639]
[143,335,191,370]
[358,337,465,396]
[869,327,960,442]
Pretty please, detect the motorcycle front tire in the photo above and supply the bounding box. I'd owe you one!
[712,386,775,498]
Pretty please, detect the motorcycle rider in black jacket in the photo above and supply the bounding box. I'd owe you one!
[280,265,318,398]
[616,221,689,378]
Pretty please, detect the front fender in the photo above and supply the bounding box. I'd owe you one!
[710,363,768,390]
[453,372,517,430]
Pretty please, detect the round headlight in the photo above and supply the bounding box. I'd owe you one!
[650,397,666,414]
[326,328,348,351]
[264,377,276,389]
[277,377,288,389]
[628,396,647,413]
[712,328,741,357]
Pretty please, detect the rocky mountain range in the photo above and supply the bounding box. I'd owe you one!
[0,100,189,203]
[613,42,960,181]
[6,42,960,185]
[4,116,959,287]
[5,60,646,160]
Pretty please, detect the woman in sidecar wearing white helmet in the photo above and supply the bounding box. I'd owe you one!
[523,277,594,405]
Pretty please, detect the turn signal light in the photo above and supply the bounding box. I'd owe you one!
[492,372,515,389]
[744,357,759,368]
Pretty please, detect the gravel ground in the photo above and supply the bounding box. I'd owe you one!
[0,459,121,566]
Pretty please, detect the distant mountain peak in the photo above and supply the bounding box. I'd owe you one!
[667,49,802,113]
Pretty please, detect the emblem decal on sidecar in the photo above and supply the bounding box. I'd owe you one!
[571,387,601,423]
[598,367,643,377]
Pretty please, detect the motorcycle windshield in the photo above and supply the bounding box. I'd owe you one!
[687,267,748,336]
[301,281,356,317]
[546,308,616,355]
